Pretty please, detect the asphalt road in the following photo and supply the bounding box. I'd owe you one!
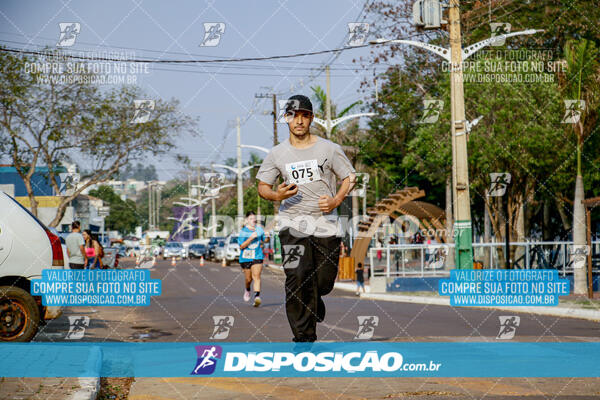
[37,257,599,343]
[32,258,600,399]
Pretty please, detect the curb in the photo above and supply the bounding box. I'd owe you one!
[333,282,600,322]
[266,263,284,273]
[69,346,102,400]
[267,263,600,321]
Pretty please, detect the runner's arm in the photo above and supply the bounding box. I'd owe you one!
[240,233,257,249]
[257,181,298,201]
[347,172,357,193]
[318,175,353,212]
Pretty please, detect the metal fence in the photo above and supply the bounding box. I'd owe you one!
[367,241,600,278]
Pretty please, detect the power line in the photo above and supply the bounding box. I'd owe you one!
[150,66,360,78]
[0,43,370,64]
[0,31,366,66]
[0,36,394,70]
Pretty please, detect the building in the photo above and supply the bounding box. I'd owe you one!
[80,179,159,201]
[0,165,105,233]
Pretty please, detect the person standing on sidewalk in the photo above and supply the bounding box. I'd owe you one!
[238,211,268,307]
[256,94,356,342]
[65,221,86,269]
[355,262,366,296]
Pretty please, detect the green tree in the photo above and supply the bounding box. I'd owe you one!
[405,56,565,249]
[562,39,599,294]
[218,183,274,221]
[0,49,194,227]
[310,85,362,141]
[89,185,139,234]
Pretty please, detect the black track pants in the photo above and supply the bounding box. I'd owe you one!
[279,228,341,342]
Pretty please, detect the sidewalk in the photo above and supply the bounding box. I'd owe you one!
[266,263,600,322]
[0,344,101,400]
[0,377,97,400]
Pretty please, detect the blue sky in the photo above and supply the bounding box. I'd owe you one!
[1,0,389,181]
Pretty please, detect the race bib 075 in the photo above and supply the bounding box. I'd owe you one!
[285,159,321,185]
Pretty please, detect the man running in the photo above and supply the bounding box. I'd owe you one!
[238,211,267,307]
[256,94,355,342]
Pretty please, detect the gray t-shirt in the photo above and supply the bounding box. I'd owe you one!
[256,135,355,237]
[65,232,85,264]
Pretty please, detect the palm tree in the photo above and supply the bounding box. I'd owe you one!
[564,39,599,295]
[310,85,362,142]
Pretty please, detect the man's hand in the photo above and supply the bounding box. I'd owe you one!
[318,195,340,213]
[275,182,298,201]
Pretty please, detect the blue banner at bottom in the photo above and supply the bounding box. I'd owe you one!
[0,342,599,378]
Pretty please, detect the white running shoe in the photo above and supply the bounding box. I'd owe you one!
[243,290,251,302]
[253,296,261,307]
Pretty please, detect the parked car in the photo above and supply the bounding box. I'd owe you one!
[47,227,70,268]
[188,243,208,258]
[207,237,225,260]
[116,245,127,258]
[0,191,63,341]
[102,247,120,268]
[127,245,141,258]
[215,235,240,265]
[163,242,186,259]
[213,240,226,261]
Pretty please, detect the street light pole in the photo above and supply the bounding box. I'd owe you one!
[448,0,473,269]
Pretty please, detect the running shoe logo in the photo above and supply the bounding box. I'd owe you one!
[282,245,305,269]
[191,345,222,375]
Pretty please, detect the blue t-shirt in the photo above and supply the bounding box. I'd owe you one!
[237,226,265,262]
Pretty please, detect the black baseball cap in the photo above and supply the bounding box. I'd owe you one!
[285,95,313,115]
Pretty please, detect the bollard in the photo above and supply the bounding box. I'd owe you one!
[171,257,176,267]
[221,257,227,267]
[200,256,205,267]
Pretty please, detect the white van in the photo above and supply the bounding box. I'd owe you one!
[0,191,63,341]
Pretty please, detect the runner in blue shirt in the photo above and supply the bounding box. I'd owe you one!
[238,211,268,307]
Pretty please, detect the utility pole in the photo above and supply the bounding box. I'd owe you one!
[448,0,473,269]
[212,118,265,232]
[271,93,279,214]
[197,166,203,239]
[255,92,279,146]
[325,66,332,137]
[255,92,280,214]
[211,166,217,237]
[236,117,243,229]
[148,182,153,230]
[272,94,278,145]
[148,181,161,231]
